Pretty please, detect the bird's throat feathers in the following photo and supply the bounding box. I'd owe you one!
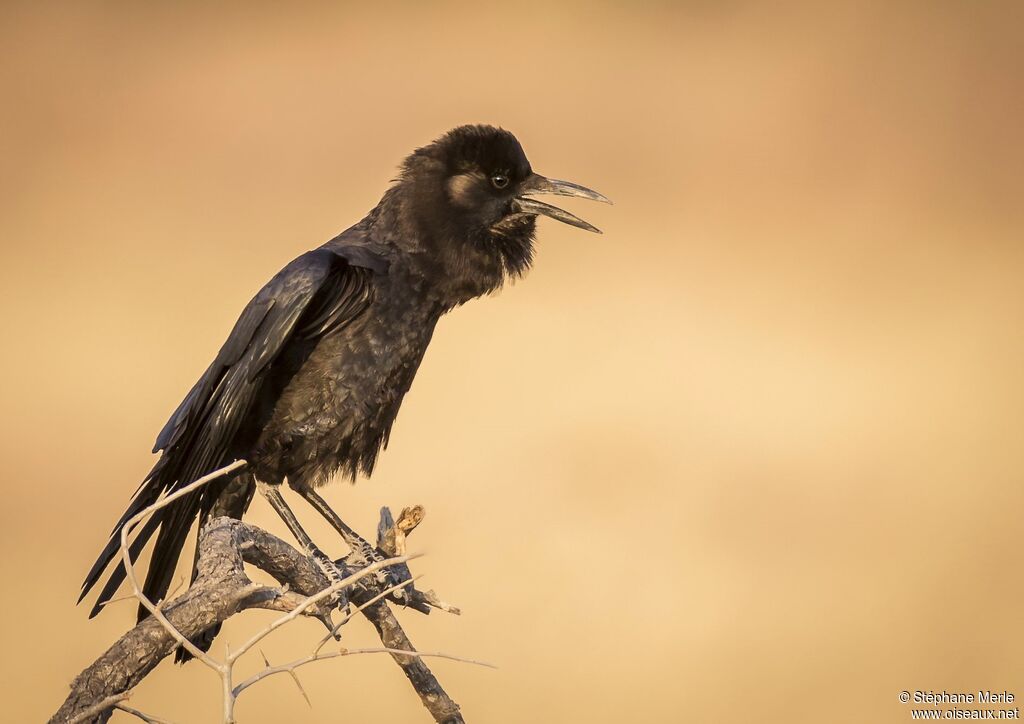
[370,152,536,309]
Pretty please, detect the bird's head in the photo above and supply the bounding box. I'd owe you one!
[395,125,609,300]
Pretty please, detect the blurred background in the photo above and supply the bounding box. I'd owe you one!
[2,1,1022,722]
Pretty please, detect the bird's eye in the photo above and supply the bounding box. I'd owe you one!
[490,174,510,190]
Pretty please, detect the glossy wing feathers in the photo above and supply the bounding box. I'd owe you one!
[79,248,376,619]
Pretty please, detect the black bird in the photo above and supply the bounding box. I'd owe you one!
[79,124,608,655]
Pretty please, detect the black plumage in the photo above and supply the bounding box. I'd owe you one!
[79,124,608,653]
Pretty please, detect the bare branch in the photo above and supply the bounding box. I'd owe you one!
[342,647,494,669]
[233,645,494,698]
[56,482,473,724]
[54,513,472,724]
[67,694,128,724]
[113,702,176,724]
[117,460,247,672]
[225,552,418,664]
[418,589,462,615]
[313,575,421,654]
[357,506,468,723]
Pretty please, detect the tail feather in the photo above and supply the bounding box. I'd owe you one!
[86,513,162,618]
[79,447,232,622]
[136,494,203,622]
[78,461,169,606]
[174,472,256,663]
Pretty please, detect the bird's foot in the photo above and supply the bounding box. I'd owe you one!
[351,542,407,602]
[375,566,404,601]
[311,550,350,620]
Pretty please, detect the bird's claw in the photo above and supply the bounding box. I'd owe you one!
[374,567,402,598]
[312,550,351,616]
[354,543,406,601]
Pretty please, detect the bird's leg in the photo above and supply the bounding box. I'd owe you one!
[293,488,377,561]
[294,488,402,597]
[256,482,349,622]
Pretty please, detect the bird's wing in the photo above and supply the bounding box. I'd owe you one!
[80,246,383,617]
[153,247,375,454]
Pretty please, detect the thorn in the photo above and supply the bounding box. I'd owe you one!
[263,648,312,707]
[289,669,312,708]
[165,575,187,600]
[96,592,137,608]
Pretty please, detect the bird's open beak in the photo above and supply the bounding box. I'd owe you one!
[513,173,611,234]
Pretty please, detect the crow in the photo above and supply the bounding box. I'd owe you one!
[78,124,609,657]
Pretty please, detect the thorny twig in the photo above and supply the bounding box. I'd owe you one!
[234,646,496,698]
[53,461,476,724]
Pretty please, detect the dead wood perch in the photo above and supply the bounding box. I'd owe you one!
[52,507,470,724]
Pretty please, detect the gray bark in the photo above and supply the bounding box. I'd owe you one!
[52,513,463,723]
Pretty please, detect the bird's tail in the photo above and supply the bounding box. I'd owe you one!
[174,472,256,663]
[78,450,241,626]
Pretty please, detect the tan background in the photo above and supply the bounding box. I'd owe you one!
[2,1,1022,722]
